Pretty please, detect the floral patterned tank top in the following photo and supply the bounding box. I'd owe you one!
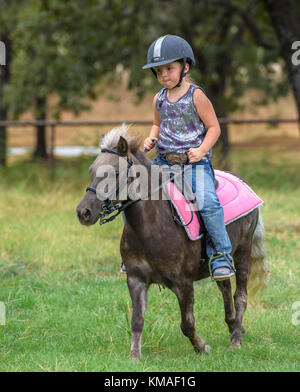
[156,84,212,157]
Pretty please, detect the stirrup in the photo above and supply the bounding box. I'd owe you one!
[212,267,235,281]
[208,252,235,281]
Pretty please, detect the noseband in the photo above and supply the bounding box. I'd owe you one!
[85,147,134,224]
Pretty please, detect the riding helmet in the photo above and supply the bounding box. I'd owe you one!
[142,35,195,86]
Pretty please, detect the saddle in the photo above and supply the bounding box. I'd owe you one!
[167,170,263,241]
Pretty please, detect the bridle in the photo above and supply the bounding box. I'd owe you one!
[85,147,134,225]
[85,145,194,227]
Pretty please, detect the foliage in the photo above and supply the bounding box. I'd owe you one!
[1,0,294,120]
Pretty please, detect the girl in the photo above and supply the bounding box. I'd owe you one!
[142,34,235,281]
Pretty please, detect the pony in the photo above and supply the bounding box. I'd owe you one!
[76,125,267,359]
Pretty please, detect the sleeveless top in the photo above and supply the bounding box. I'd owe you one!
[156,84,212,157]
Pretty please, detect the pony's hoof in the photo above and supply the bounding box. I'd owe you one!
[229,341,241,350]
[130,355,140,361]
[204,344,211,354]
[130,351,141,361]
[194,344,210,354]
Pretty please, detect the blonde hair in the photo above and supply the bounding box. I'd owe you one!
[176,60,196,84]
[185,74,195,84]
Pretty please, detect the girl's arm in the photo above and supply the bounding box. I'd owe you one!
[144,93,161,151]
[188,88,221,163]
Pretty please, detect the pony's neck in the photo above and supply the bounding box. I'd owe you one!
[123,149,161,228]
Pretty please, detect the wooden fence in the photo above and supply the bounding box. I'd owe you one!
[0,118,299,168]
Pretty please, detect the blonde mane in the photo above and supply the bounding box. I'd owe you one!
[100,124,141,151]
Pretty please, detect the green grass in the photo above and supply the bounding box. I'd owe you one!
[0,149,300,372]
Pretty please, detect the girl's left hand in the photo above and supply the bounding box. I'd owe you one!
[188,147,206,163]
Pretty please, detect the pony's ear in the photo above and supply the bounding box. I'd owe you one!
[117,136,128,156]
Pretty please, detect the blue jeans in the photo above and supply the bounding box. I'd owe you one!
[154,156,233,273]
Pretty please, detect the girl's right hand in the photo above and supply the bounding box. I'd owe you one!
[144,137,157,151]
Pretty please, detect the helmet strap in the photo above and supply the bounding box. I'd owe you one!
[175,58,187,88]
[151,68,157,79]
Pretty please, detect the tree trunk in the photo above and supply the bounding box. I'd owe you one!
[0,34,11,167]
[263,0,300,118]
[211,103,230,170]
[0,109,7,167]
[206,61,231,170]
[189,4,234,169]
[183,44,231,169]
[34,96,48,159]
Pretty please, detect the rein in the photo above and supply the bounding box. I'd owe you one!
[86,146,167,225]
[85,145,194,226]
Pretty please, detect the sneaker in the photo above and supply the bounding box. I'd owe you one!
[212,267,235,281]
[120,263,127,274]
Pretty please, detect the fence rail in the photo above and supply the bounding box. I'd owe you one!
[1,118,299,168]
[0,118,299,127]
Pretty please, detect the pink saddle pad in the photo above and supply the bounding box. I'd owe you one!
[167,170,263,241]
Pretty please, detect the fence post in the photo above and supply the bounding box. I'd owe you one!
[50,123,56,170]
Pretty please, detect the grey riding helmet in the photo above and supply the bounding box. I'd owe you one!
[142,35,195,86]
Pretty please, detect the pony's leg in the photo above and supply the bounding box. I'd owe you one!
[216,280,235,334]
[230,247,251,349]
[127,275,149,360]
[173,284,210,354]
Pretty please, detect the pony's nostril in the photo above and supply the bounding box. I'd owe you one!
[83,208,91,220]
[77,207,92,221]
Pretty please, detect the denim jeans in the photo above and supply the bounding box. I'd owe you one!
[154,155,233,273]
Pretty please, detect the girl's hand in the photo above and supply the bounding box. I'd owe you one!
[144,137,157,151]
[188,147,206,163]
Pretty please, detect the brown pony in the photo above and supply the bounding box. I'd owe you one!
[76,125,267,359]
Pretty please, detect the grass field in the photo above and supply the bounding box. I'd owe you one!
[0,138,300,372]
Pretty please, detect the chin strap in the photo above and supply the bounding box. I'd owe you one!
[175,58,187,87]
[151,68,158,79]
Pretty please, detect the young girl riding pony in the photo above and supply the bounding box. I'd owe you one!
[142,34,235,281]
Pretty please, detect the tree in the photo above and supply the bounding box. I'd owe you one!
[263,0,300,118]
[4,0,103,159]
[0,0,19,167]
[2,0,297,167]
[3,0,154,159]
[0,35,11,166]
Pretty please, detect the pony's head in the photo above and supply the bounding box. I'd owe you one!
[76,124,141,225]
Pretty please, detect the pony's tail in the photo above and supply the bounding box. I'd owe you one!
[248,208,268,303]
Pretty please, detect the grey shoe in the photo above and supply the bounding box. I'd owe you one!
[120,263,127,274]
[212,267,235,281]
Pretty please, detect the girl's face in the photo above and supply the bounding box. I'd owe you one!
[154,61,189,89]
